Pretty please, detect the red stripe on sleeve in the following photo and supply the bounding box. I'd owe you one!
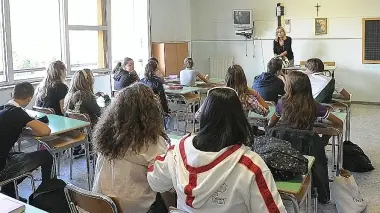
[184,173,197,208]
[239,155,280,213]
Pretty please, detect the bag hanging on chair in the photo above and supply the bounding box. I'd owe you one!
[343,140,374,172]
[252,136,308,180]
[331,169,367,213]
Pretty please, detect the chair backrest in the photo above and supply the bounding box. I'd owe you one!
[323,61,335,66]
[65,111,91,123]
[64,184,119,213]
[32,106,55,114]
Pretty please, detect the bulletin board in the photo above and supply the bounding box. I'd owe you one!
[362,18,380,64]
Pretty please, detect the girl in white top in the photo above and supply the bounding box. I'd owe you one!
[180,57,210,86]
[147,87,287,213]
[92,83,171,213]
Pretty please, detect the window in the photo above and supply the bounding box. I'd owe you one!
[111,0,149,77]
[0,0,149,86]
[69,30,106,71]
[68,0,99,26]
[10,0,61,80]
[67,0,110,73]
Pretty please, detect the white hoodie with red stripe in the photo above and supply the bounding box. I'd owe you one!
[147,135,287,213]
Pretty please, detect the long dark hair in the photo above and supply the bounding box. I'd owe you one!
[112,57,133,74]
[194,87,253,152]
[282,71,316,129]
[225,64,250,102]
[36,60,66,101]
[144,60,158,81]
[92,83,168,159]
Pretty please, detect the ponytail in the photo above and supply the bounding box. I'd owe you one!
[113,62,122,74]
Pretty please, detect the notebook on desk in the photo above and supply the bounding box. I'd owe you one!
[0,196,25,213]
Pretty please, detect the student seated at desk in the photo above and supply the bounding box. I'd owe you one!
[0,82,52,201]
[226,64,269,116]
[35,60,68,116]
[268,71,343,130]
[180,57,209,86]
[147,87,286,213]
[92,83,170,213]
[113,57,140,91]
[64,69,101,127]
[252,57,285,103]
[141,60,170,115]
[305,58,350,103]
[149,57,165,83]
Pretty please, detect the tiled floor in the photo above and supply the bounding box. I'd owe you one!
[17,104,380,213]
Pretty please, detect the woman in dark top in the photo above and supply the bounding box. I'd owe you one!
[141,60,169,115]
[36,60,68,116]
[273,26,294,67]
[64,69,101,126]
[113,57,140,91]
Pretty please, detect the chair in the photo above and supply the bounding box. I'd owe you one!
[64,183,120,213]
[323,61,336,66]
[167,93,200,134]
[32,106,55,114]
[0,173,36,200]
[65,111,97,183]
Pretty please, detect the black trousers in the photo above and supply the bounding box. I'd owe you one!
[0,150,53,198]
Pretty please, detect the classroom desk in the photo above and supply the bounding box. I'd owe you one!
[26,110,90,136]
[276,156,315,213]
[24,110,92,189]
[195,78,225,85]
[247,105,276,127]
[0,193,47,213]
[283,65,337,72]
[168,133,183,146]
[164,86,201,95]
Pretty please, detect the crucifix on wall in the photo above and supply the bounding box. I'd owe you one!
[315,3,321,17]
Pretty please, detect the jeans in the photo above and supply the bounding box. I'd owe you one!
[0,150,53,198]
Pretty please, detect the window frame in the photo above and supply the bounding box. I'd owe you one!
[0,0,112,87]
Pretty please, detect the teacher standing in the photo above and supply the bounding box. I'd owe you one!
[273,26,294,67]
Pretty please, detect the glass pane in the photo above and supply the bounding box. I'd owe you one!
[68,0,99,25]
[14,70,46,80]
[10,0,61,79]
[112,0,149,77]
[69,30,106,71]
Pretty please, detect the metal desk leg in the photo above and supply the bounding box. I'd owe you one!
[332,136,336,175]
[84,141,91,190]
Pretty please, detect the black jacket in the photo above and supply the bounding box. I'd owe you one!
[141,75,169,114]
[273,36,294,60]
[252,73,285,103]
[113,69,139,91]
[267,127,330,203]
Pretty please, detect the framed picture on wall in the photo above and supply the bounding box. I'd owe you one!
[315,18,327,35]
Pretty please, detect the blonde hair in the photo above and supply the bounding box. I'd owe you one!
[64,69,95,112]
[275,26,286,41]
[36,60,66,101]
[184,57,194,69]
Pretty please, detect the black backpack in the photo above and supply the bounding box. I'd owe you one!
[252,136,308,180]
[29,179,70,213]
[343,140,374,172]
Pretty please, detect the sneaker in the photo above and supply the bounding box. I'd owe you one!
[73,148,85,159]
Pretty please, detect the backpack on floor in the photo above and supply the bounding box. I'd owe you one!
[29,178,70,213]
[252,136,308,180]
[343,140,374,172]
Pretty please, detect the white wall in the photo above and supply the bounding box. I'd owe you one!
[191,0,380,102]
[150,0,191,42]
